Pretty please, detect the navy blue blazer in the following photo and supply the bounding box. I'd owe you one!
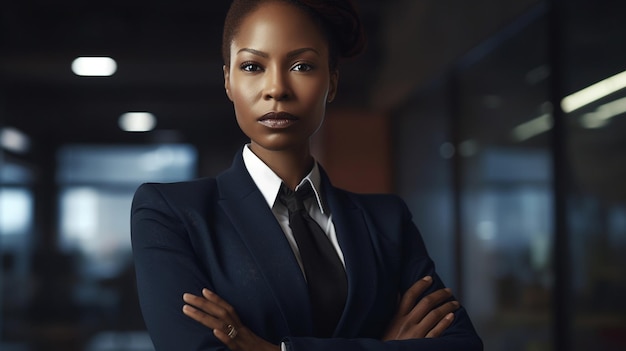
[131,151,482,350]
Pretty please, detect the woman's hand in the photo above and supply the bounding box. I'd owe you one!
[183,289,279,351]
[382,276,460,341]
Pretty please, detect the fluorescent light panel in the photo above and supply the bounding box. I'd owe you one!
[561,70,626,113]
[119,112,157,132]
[72,57,117,76]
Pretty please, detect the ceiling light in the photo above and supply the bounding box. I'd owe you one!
[511,113,553,142]
[0,127,30,153]
[561,70,626,113]
[72,57,117,76]
[580,96,626,129]
[119,112,157,132]
[580,114,609,129]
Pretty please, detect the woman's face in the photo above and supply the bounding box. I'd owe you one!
[224,1,338,156]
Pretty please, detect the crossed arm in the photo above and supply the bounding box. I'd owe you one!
[182,275,460,351]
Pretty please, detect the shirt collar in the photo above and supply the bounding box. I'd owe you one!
[242,144,327,214]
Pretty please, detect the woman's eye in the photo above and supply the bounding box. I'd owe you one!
[292,63,313,72]
[240,63,262,72]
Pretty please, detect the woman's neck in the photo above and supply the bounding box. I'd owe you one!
[249,144,314,190]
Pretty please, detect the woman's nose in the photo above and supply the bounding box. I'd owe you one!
[263,69,291,101]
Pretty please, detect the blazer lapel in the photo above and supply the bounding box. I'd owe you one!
[216,151,313,336]
[321,172,379,337]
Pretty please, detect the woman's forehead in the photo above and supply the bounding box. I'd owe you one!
[231,1,328,53]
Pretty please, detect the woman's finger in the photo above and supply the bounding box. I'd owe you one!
[425,312,455,338]
[396,276,433,316]
[201,289,242,325]
[182,303,223,329]
[415,300,459,329]
[183,292,221,314]
[182,291,239,330]
[202,288,229,306]
[406,287,453,322]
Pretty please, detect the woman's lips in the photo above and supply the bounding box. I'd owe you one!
[257,111,298,128]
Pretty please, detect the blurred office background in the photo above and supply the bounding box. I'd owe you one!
[1,0,625,350]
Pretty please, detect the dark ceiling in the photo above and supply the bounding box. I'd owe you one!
[2,0,625,166]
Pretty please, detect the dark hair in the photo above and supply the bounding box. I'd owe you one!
[222,0,366,71]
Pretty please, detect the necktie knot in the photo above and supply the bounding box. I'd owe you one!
[278,182,314,213]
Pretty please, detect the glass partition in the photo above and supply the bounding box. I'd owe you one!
[562,0,626,349]
[1,143,197,350]
[395,1,626,349]
[455,12,554,350]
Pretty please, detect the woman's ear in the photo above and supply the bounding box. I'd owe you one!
[223,65,233,101]
[327,70,339,103]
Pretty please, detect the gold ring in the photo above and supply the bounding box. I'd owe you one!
[225,324,238,339]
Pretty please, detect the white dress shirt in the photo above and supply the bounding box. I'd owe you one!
[242,145,346,274]
[243,145,347,349]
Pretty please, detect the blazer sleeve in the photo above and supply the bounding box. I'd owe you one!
[282,195,483,351]
[131,183,228,351]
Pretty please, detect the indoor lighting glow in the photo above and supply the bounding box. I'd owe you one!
[72,57,117,76]
[512,113,553,142]
[459,139,478,157]
[580,96,626,129]
[0,127,30,153]
[561,70,626,113]
[439,142,455,159]
[118,112,157,132]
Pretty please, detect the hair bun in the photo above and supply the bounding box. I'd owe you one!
[297,0,367,59]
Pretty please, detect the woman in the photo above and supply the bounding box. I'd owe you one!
[131,0,482,350]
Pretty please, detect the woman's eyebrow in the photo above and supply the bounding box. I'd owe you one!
[286,48,320,58]
[237,48,268,58]
[236,47,320,58]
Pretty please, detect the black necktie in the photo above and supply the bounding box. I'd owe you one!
[278,182,347,337]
